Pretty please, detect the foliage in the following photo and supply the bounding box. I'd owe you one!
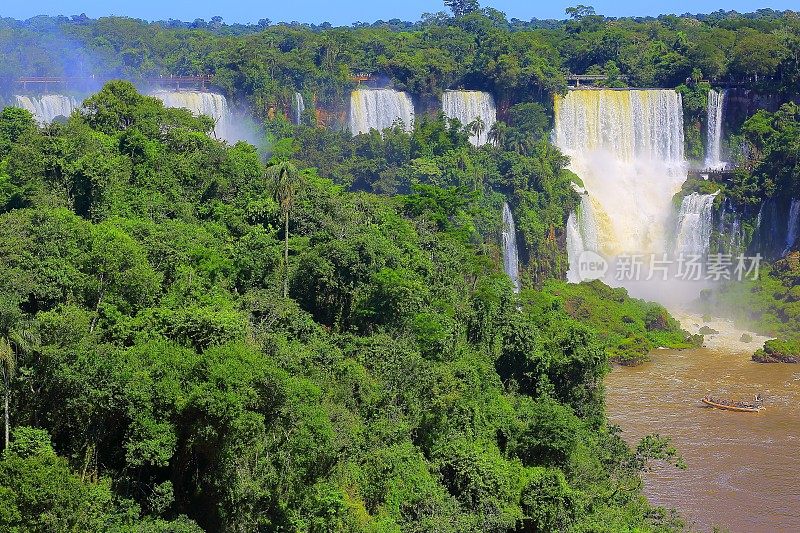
[530,280,699,365]
[0,81,687,531]
[3,7,800,118]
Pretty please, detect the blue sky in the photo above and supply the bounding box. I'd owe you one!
[3,1,796,25]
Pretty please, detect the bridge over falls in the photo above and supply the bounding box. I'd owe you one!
[686,167,738,183]
[14,75,215,91]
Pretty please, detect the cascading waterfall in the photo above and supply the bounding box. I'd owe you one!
[729,217,742,252]
[349,88,414,135]
[716,198,743,254]
[753,199,784,257]
[674,191,719,256]
[294,92,305,125]
[151,91,232,141]
[501,202,521,293]
[566,193,602,282]
[442,90,496,146]
[557,89,687,284]
[705,89,727,169]
[14,94,78,124]
[783,199,800,255]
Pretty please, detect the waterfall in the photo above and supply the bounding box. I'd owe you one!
[730,217,742,253]
[557,89,686,272]
[442,90,496,146]
[675,192,719,257]
[151,91,232,141]
[349,89,414,135]
[716,199,742,254]
[784,199,800,255]
[293,92,305,125]
[753,199,786,258]
[705,89,727,170]
[566,193,603,282]
[501,202,521,293]
[14,94,78,124]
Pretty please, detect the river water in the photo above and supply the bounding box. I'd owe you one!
[606,313,800,532]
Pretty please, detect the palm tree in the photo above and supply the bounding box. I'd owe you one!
[267,161,301,298]
[1,337,15,450]
[470,117,486,145]
[488,121,507,148]
[0,326,34,451]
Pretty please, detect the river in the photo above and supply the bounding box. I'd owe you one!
[606,313,800,532]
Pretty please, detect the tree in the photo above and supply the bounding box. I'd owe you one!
[470,117,486,145]
[565,5,596,19]
[267,161,301,298]
[488,121,507,147]
[0,310,36,451]
[0,338,15,450]
[444,0,480,18]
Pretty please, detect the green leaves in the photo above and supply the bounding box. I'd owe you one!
[0,79,687,531]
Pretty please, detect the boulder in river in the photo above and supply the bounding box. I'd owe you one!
[753,339,799,363]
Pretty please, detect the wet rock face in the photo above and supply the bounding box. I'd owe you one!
[752,351,798,363]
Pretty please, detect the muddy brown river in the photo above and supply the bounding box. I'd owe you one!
[605,314,800,532]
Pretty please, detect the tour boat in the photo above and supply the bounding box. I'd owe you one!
[701,396,763,412]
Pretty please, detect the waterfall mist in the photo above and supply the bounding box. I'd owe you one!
[501,202,521,293]
[442,90,496,146]
[349,88,414,135]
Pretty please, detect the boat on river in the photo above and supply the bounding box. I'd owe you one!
[701,395,763,412]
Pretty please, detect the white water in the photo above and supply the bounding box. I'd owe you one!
[729,217,742,252]
[705,89,726,170]
[442,90,496,146]
[14,94,78,124]
[557,90,687,278]
[349,89,414,135]
[784,199,800,255]
[294,92,305,125]
[566,193,601,282]
[151,91,232,141]
[501,202,521,293]
[675,192,719,256]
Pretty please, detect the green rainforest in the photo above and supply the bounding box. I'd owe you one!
[0,2,799,531]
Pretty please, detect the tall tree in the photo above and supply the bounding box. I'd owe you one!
[444,0,480,18]
[267,161,301,298]
[0,338,15,450]
[0,327,35,450]
[565,5,596,19]
[470,117,486,144]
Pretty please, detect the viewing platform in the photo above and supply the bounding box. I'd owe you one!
[14,74,215,91]
[687,166,737,183]
[144,75,214,89]
[15,76,99,90]
[566,74,629,87]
